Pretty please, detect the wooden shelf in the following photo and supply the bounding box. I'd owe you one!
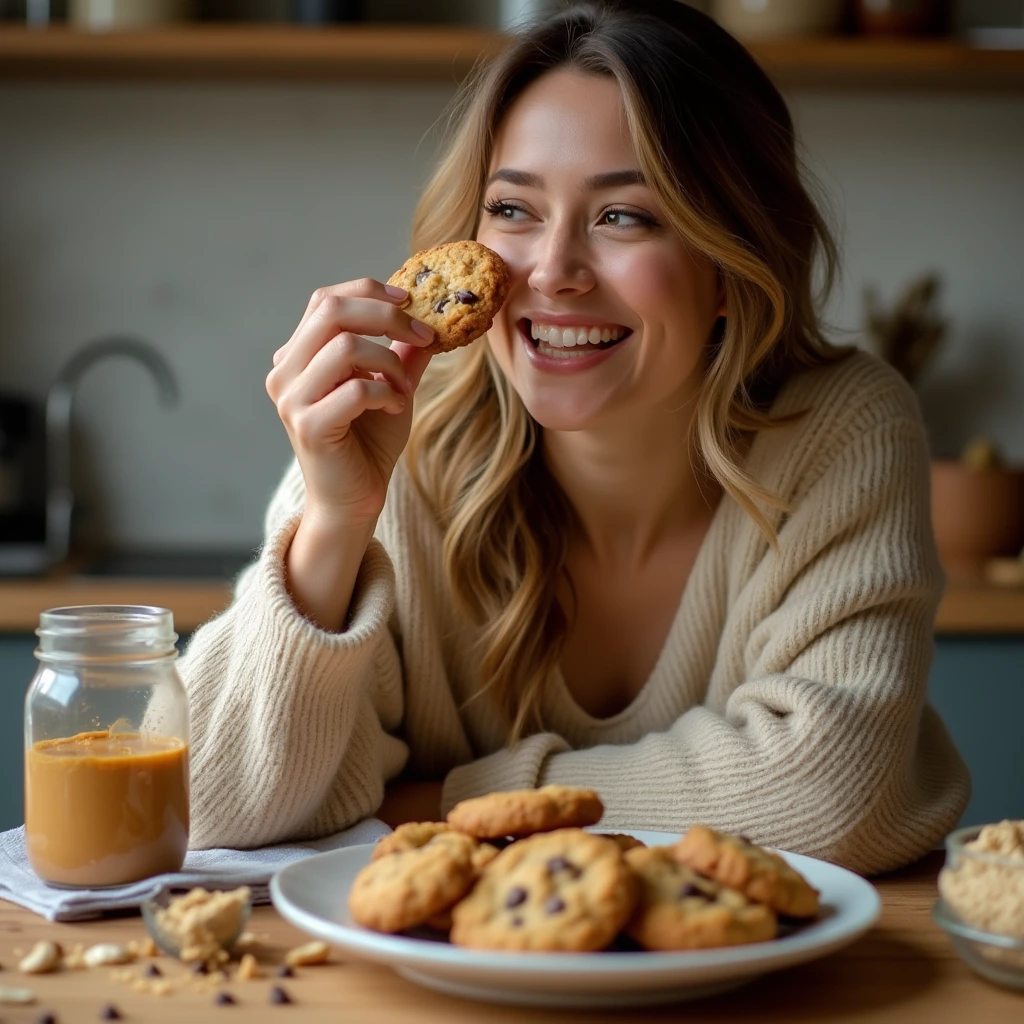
[0,576,1022,634]
[0,26,1023,89]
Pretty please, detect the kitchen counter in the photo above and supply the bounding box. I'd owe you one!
[1,851,1020,1022]
[2,575,1023,634]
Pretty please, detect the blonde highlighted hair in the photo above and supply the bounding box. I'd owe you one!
[405,0,849,741]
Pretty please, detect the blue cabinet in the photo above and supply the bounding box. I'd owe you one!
[1,634,1022,835]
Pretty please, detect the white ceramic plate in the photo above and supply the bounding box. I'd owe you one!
[270,829,881,1008]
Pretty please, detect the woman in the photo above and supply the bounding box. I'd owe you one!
[182,0,969,874]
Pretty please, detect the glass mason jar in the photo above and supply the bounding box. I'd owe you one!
[24,606,190,888]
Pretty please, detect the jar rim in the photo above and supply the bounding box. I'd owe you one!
[36,605,179,662]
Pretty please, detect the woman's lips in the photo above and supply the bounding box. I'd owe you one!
[518,319,630,372]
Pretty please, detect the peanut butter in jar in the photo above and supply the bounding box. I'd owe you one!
[25,729,189,888]
[24,606,190,888]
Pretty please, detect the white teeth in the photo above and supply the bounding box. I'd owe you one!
[529,322,626,348]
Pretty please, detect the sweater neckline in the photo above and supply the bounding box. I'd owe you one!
[551,485,730,729]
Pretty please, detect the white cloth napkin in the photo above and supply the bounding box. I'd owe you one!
[0,819,391,922]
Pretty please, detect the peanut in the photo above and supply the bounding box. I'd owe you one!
[18,940,62,975]
[285,940,330,967]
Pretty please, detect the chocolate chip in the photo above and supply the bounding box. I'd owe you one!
[269,985,292,1005]
[36,1013,58,1024]
[143,962,162,978]
[737,834,752,844]
[215,992,236,1005]
[415,268,433,285]
[505,885,528,909]
[99,1006,122,1021]
[546,856,581,878]
[455,289,478,304]
[192,959,210,975]
[511,916,524,928]
[545,896,566,914]
[678,883,707,900]
[432,297,450,313]
[276,964,295,978]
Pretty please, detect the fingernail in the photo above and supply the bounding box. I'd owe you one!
[385,284,408,300]
[411,320,433,341]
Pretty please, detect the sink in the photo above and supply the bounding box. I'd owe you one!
[77,548,255,580]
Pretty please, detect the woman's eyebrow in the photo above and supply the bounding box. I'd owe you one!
[485,168,647,190]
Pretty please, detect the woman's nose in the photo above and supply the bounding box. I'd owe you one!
[526,223,596,297]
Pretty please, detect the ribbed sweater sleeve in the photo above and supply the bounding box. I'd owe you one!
[442,375,970,875]
[180,460,408,849]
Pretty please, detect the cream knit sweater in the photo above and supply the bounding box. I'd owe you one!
[181,351,969,874]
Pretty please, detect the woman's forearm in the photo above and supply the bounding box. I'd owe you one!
[285,510,377,632]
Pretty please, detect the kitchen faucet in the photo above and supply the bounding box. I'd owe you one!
[45,336,180,566]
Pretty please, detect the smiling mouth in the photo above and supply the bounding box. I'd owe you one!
[521,319,631,357]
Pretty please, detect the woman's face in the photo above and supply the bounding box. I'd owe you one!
[477,70,723,433]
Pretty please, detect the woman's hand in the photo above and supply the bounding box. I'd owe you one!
[265,278,435,531]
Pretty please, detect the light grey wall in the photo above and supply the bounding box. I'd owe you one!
[1,80,1023,550]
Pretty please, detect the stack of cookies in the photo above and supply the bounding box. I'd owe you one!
[349,785,819,953]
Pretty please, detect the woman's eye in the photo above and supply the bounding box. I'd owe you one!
[484,200,526,221]
[601,209,655,228]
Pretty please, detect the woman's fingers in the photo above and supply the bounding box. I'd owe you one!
[290,377,406,447]
[273,283,432,376]
[280,333,411,410]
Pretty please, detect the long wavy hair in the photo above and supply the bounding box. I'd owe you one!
[405,0,848,741]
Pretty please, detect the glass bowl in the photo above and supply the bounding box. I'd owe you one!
[933,822,1024,991]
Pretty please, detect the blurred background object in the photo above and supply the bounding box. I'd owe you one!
[290,0,363,24]
[854,0,948,36]
[864,275,1024,584]
[710,0,844,39]
[68,0,194,30]
[864,272,947,386]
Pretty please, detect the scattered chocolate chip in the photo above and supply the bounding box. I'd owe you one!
[455,289,478,304]
[269,985,292,1005]
[99,1005,122,1021]
[143,962,162,978]
[432,297,450,314]
[36,1013,58,1024]
[415,268,433,285]
[505,886,528,909]
[545,896,566,914]
[192,960,210,975]
[737,835,752,844]
[215,992,236,1006]
[511,916,524,928]
[276,964,295,978]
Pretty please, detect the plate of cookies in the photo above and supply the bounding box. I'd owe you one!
[270,786,881,1008]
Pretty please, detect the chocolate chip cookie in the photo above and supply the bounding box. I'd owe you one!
[624,846,777,950]
[446,785,604,840]
[371,821,452,861]
[672,825,820,919]
[348,830,478,934]
[387,240,509,355]
[450,828,637,951]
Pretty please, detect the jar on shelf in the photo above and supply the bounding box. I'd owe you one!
[24,605,190,888]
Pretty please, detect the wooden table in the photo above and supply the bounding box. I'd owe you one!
[0,852,1020,1023]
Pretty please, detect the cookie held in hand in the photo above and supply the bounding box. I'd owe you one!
[387,240,509,354]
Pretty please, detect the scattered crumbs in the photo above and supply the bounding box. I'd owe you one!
[144,962,162,978]
[269,985,292,1005]
[275,964,294,978]
[235,953,261,981]
[99,1004,122,1020]
[139,937,159,958]
[215,991,236,1005]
